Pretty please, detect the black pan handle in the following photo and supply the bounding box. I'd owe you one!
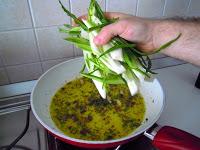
[195,72,200,89]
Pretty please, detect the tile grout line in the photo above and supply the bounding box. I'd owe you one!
[135,0,139,16]
[153,62,187,70]
[27,0,44,73]
[151,55,168,60]
[105,0,107,12]
[3,66,11,84]
[152,56,179,61]
[3,55,169,68]
[69,0,72,26]
[3,61,44,68]
[0,79,37,87]
[26,0,34,29]
[36,129,41,150]
[1,57,185,86]
[3,56,179,68]
[0,52,11,84]
[162,0,167,17]
[69,0,76,57]
[0,27,32,33]
[3,57,74,68]
[186,0,192,15]
[0,25,66,34]
[32,27,44,73]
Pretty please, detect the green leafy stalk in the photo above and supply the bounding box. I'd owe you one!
[80,64,86,73]
[59,28,81,35]
[76,44,92,52]
[123,50,138,69]
[89,0,107,22]
[59,28,69,33]
[63,24,72,28]
[87,58,115,74]
[99,44,136,58]
[151,33,181,54]
[88,68,99,75]
[81,72,125,84]
[88,22,111,31]
[65,37,92,52]
[65,37,90,45]
[81,72,103,82]
[132,33,182,56]
[58,0,88,30]
[134,68,150,78]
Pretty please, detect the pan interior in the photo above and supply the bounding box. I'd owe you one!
[31,57,164,144]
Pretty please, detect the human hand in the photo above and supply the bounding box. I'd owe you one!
[78,12,200,66]
[92,12,157,53]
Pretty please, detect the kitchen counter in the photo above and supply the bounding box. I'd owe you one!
[156,64,200,137]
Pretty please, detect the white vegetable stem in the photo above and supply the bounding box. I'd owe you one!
[82,19,125,74]
[83,51,106,99]
[122,72,138,96]
[132,69,145,82]
[103,44,124,61]
[81,29,89,39]
[89,16,124,61]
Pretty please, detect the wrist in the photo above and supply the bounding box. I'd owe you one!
[151,19,181,51]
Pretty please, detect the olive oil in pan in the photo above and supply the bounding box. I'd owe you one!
[50,77,145,141]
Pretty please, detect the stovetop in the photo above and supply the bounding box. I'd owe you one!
[1,64,199,150]
[46,131,157,150]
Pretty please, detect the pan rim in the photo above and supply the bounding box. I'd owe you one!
[31,57,165,144]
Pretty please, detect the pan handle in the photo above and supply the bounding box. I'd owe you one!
[144,125,200,150]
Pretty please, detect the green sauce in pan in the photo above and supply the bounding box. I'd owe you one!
[50,77,145,141]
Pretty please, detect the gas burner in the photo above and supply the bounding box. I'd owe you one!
[46,131,156,150]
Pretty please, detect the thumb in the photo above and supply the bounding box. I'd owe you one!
[94,22,124,45]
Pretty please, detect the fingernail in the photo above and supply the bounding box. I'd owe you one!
[94,36,102,45]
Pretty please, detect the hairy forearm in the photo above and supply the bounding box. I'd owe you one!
[152,18,200,66]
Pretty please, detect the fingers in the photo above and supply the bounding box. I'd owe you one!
[78,14,88,20]
[72,12,132,45]
[72,14,88,26]
[94,22,124,45]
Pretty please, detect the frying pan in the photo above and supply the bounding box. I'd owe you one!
[31,57,200,149]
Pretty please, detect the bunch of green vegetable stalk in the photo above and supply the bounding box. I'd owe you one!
[58,0,180,99]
